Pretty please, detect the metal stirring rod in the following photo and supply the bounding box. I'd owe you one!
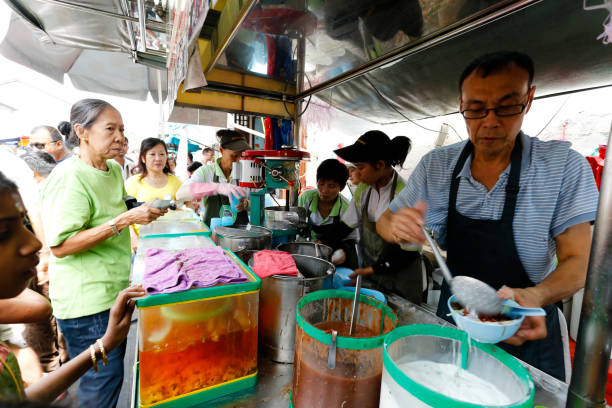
[349,274,362,336]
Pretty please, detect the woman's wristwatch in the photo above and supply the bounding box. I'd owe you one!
[108,219,121,236]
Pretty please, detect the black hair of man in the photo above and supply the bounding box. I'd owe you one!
[187,161,203,174]
[187,152,193,161]
[203,147,213,154]
[458,51,534,94]
[30,126,63,142]
[316,159,349,189]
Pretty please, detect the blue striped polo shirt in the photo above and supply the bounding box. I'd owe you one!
[389,132,599,283]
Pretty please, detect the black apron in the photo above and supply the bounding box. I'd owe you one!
[308,195,359,269]
[361,172,423,303]
[306,195,342,240]
[203,173,249,227]
[436,137,565,381]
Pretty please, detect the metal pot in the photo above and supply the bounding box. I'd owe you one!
[249,253,335,363]
[264,206,308,231]
[212,225,272,253]
[276,242,333,261]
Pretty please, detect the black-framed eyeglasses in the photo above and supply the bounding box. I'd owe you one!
[461,104,527,119]
[31,140,59,150]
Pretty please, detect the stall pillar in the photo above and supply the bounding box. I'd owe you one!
[566,127,612,408]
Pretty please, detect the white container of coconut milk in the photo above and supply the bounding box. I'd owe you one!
[380,325,535,408]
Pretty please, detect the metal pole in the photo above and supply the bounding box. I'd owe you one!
[157,69,165,137]
[137,0,147,52]
[566,127,612,407]
[288,16,307,208]
[119,0,138,62]
[34,0,169,32]
[204,0,258,74]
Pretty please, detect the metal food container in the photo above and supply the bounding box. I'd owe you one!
[276,242,333,261]
[212,225,272,253]
[250,253,335,363]
[264,206,308,231]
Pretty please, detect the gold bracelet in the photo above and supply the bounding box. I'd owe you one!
[96,339,108,366]
[89,345,99,372]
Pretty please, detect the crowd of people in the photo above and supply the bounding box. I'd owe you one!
[0,50,602,407]
[0,99,244,407]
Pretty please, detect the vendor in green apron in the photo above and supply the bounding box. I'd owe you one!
[319,131,425,303]
[298,159,358,268]
[376,51,599,380]
[176,129,249,226]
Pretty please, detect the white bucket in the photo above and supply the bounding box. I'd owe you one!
[380,325,534,408]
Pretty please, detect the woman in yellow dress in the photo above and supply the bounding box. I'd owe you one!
[125,138,182,250]
[126,138,182,203]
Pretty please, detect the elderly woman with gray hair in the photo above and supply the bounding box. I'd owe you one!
[40,98,167,407]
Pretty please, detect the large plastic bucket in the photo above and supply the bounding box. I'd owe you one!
[292,289,397,408]
[380,325,535,408]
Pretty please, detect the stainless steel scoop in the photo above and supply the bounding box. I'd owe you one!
[421,226,503,315]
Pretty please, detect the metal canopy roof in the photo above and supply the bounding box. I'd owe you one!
[2,0,612,121]
[313,0,612,123]
[1,0,170,100]
[211,0,612,123]
[4,0,169,62]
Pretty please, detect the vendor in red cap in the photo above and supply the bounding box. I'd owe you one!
[176,129,249,226]
[320,130,425,303]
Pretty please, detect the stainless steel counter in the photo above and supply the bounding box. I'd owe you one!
[201,293,568,408]
[386,293,568,408]
[130,220,568,407]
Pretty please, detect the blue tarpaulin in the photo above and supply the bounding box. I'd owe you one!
[165,136,201,152]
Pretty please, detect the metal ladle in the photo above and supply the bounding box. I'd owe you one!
[421,226,503,316]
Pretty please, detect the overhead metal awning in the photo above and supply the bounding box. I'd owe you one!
[0,0,170,101]
[3,0,170,65]
[312,0,612,122]
[4,0,612,123]
[194,0,612,123]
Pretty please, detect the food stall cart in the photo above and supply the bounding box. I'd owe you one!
[2,0,611,406]
[128,211,569,408]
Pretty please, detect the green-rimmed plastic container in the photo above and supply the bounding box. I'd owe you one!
[135,250,260,408]
[139,219,211,238]
[380,325,535,408]
[130,234,216,286]
[291,289,397,408]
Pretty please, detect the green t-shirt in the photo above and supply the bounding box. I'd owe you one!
[40,158,131,319]
[298,189,350,241]
[0,340,24,401]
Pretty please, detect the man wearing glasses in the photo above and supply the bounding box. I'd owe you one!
[376,51,598,381]
[30,126,72,163]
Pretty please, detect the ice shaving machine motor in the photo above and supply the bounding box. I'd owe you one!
[232,148,310,238]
